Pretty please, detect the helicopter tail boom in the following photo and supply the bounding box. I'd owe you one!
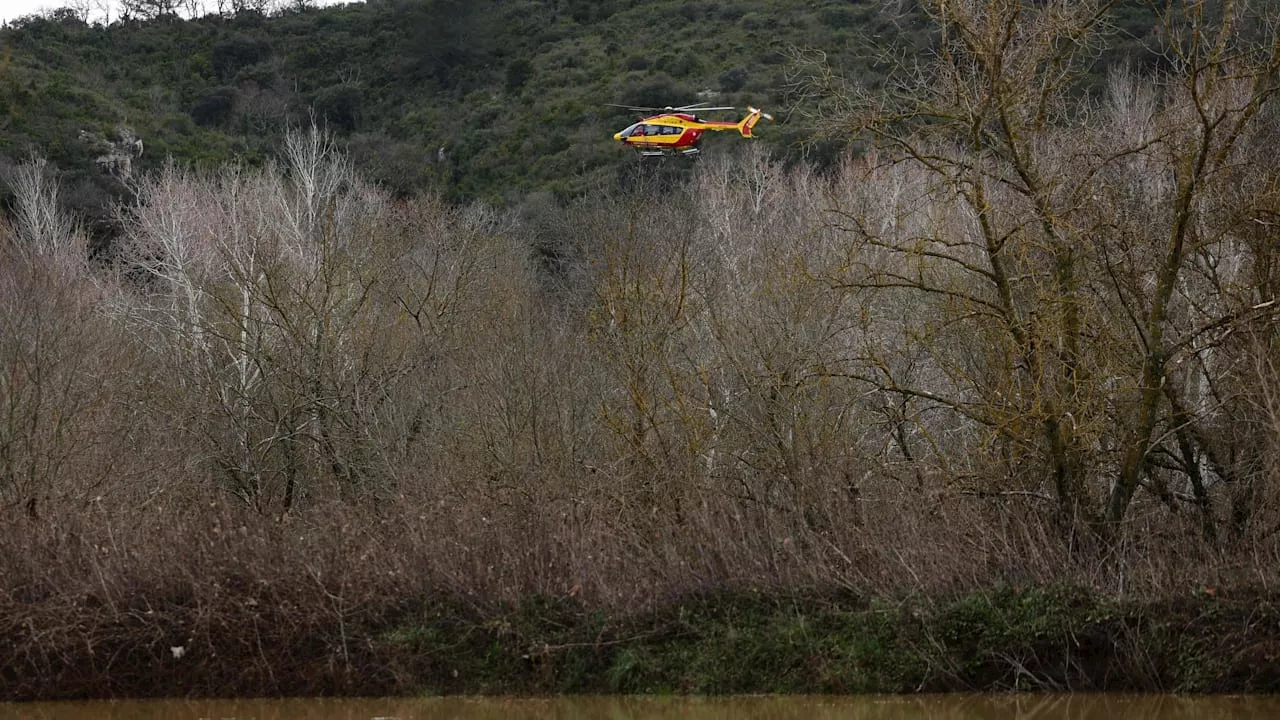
[697,107,773,137]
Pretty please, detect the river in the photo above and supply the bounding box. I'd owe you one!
[3,695,1280,719]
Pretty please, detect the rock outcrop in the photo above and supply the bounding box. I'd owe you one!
[79,125,144,182]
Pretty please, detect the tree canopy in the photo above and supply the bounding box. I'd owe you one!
[0,0,946,217]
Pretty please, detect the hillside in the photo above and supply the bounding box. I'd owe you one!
[0,0,941,218]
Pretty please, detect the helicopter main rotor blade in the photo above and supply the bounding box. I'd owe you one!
[605,103,658,112]
[606,102,738,114]
[669,103,737,112]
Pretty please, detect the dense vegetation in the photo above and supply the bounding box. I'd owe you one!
[0,0,940,215]
[0,0,1185,210]
[5,0,1280,700]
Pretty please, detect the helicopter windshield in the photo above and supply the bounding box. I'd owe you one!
[619,123,643,138]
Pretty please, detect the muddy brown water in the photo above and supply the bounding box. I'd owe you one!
[3,695,1280,719]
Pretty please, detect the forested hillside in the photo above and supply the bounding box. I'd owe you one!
[0,0,918,212]
[1,0,1173,222]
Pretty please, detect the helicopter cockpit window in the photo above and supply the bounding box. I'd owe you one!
[619,124,680,138]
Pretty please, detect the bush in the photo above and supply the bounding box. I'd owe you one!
[820,6,859,29]
[313,83,363,133]
[718,67,748,92]
[212,33,273,81]
[190,86,238,128]
[505,58,532,91]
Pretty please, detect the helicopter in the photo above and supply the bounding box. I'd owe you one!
[609,102,773,156]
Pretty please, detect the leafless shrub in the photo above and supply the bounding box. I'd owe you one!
[0,203,135,524]
[109,126,403,516]
[4,155,87,273]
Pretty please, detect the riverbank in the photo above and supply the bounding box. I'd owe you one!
[5,584,1279,700]
[306,585,1280,695]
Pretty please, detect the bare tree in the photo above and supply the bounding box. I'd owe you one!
[0,192,127,520]
[215,0,273,16]
[1099,0,1280,536]
[6,155,85,270]
[119,0,184,19]
[112,124,526,517]
[794,0,1280,542]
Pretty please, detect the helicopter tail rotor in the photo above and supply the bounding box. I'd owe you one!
[737,107,774,137]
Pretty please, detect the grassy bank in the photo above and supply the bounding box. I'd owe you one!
[6,579,1280,699]
[389,586,1280,696]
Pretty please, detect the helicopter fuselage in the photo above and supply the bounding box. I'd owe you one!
[613,109,767,155]
[613,114,705,153]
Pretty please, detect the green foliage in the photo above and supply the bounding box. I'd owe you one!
[374,587,1280,695]
[190,85,237,128]
[0,0,1189,218]
[313,83,363,132]
[0,0,929,209]
[211,33,272,81]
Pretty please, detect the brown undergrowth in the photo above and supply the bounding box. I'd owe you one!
[3,490,1279,699]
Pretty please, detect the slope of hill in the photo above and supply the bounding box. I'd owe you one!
[1,0,1179,231]
[1,0,933,213]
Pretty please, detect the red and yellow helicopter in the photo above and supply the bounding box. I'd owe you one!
[610,102,773,156]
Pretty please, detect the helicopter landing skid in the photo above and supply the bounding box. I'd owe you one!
[638,147,701,158]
